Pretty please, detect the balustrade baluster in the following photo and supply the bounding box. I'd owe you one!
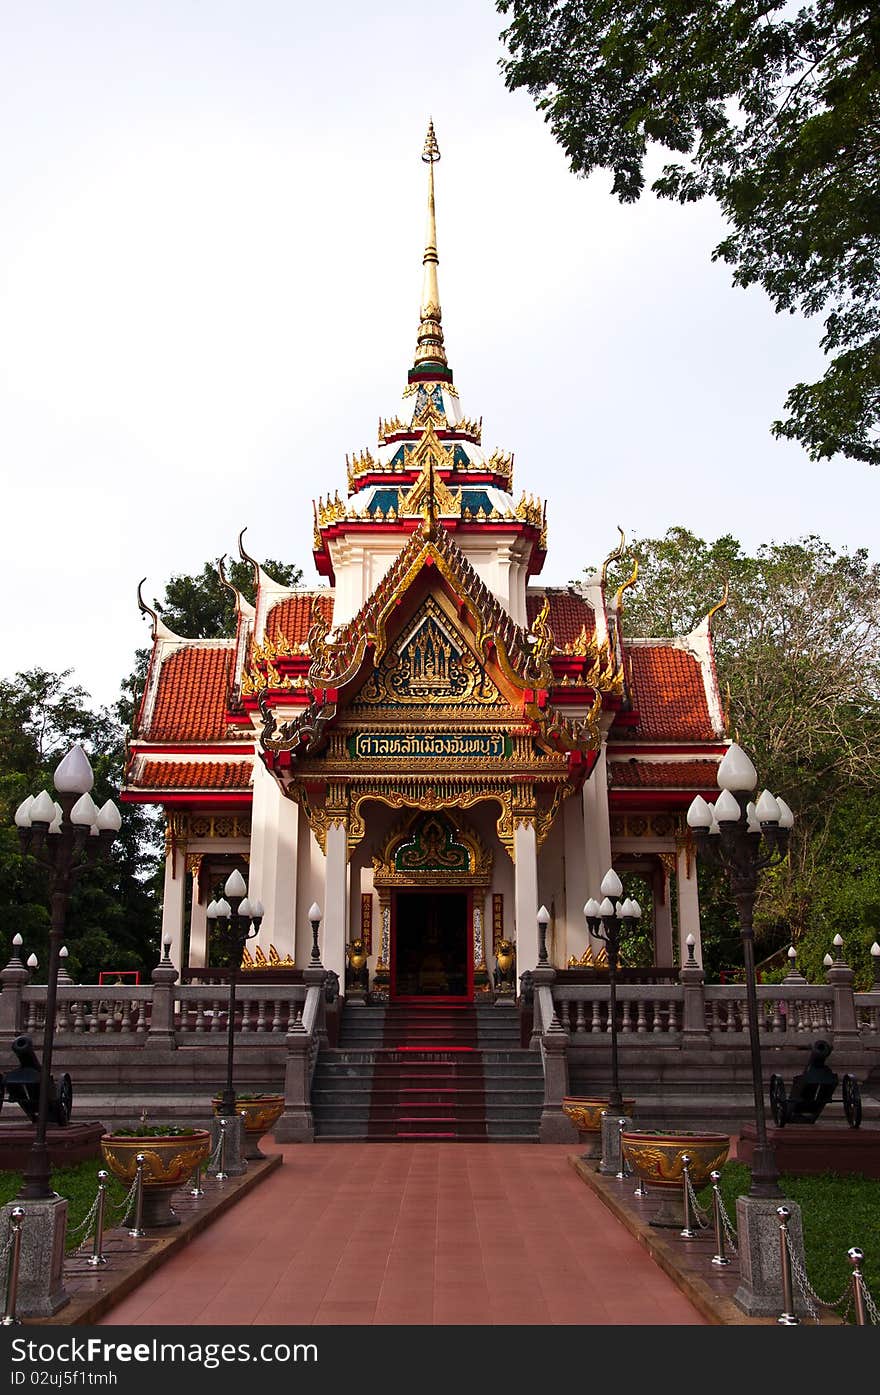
[195,999,206,1033]
[256,999,267,1033]
[210,998,222,1032]
[771,1000,783,1033]
[73,1000,85,1034]
[575,1000,586,1034]
[26,1000,37,1033]
[120,1000,132,1034]
[176,996,188,1031]
[271,998,284,1033]
[591,1000,601,1033]
[636,998,648,1034]
[88,1006,99,1034]
[621,1000,633,1034]
[136,998,147,1033]
[56,998,69,1034]
[240,998,251,1033]
[667,997,678,1033]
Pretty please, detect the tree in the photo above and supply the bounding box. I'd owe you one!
[596,527,880,979]
[0,670,161,983]
[152,558,303,640]
[498,1,880,464]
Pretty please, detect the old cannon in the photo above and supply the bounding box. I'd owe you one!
[769,1039,861,1128]
[0,1034,73,1127]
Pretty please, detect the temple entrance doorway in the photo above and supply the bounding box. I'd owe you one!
[392,890,471,1000]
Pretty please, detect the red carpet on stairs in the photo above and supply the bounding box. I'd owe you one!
[368,1004,487,1140]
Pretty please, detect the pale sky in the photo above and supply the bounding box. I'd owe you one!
[2,2,876,711]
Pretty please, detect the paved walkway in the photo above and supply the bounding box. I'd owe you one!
[99,1144,705,1326]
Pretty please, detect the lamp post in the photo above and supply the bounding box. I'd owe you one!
[308,902,323,966]
[687,742,794,1199]
[583,871,641,1116]
[13,746,121,1200]
[207,872,263,1117]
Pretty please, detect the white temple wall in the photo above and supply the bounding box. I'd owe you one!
[562,793,590,965]
[582,746,613,955]
[328,529,533,630]
[248,761,298,961]
[536,812,566,968]
[295,811,327,966]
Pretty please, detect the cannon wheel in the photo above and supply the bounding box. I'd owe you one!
[842,1074,862,1129]
[769,1074,788,1128]
[57,1073,73,1126]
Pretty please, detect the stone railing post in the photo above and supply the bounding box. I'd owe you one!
[148,945,179,1049]
[274,1012,315,1142]
[0,942,29,1044]
[826,952,860,1047]
[539,1013,572,1143]
[530,962,556,1050]
[679,956,709,1045]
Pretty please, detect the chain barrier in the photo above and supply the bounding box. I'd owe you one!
[205,1128,224,1173]
[66,1189,103,1253]
[715,1191,739,1256]
[783,1225,853,1325]
[112,1173,141,1229]
[685,1171,711,1231]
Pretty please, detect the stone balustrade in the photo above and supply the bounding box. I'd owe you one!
[10,983,308,1044]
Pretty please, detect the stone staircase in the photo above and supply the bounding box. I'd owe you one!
[311,1002,543,1141]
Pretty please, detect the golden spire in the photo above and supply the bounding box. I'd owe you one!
[414,120,447,369]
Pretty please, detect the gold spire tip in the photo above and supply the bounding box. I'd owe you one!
[422,119,440,164]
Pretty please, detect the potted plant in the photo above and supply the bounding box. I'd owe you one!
[100,1125,211,1227]
[211,1093,284,1159]
[562,1097,637,1158]
[620,1128,730,1227]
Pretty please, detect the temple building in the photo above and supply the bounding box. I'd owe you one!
[123,124,729,1000]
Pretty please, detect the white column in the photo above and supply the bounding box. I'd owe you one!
[248,759,298,961]
[189,875,208,968]
[514,820,539,983]
[161,845,187,968]
[583,744,612,954]
[563,794,590,963]
[676,842,702,966]
[652,863,674,967]
[323,821,349,994]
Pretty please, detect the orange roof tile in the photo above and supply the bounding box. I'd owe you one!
[609,759,719,789]
[526,588,595,648]
[626,645,716,741]
[266,592,334,646]
[148,647,232,742]
[139,760,253,791]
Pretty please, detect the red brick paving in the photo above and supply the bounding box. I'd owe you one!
[99,1144,705,1326]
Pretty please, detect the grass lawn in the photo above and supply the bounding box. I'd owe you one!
[698,1163,880,1317]
[0,1159,129,1252]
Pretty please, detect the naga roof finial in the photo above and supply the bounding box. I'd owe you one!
[600,526,626,589]
[238,527,260,590]
[136,577,159,637]
[413,119,447,371]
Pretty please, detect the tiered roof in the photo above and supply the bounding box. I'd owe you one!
[122,125,729,817]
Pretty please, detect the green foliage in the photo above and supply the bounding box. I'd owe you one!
[698,1162,880,1308]
[0,669,161,982]
[498,1,880,464]
[149,557,303,640]
[593,527,880,979]
[0,1160,127,1252]
[106,1125,201,1136]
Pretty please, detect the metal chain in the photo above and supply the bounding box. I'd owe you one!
[112,1173,140,1227]
[67,1190,102,1251]
[685,1173,711,1230]
[783,1227,851,1324]
[717,1193,739,1255]
[858,1272,880,1326]
[205,1127,225,1172]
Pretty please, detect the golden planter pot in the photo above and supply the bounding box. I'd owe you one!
[563,1097,636,1158]
[100,1130,211,1228]
[620,1129,730,1228]
[212,1095,284,1159]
